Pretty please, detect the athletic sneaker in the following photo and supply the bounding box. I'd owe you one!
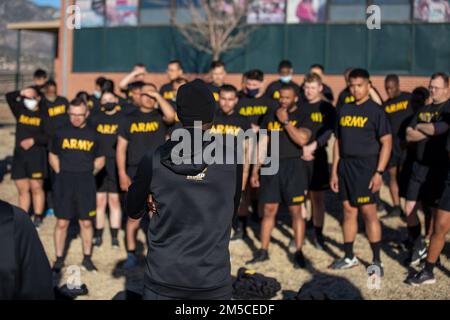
[111,238,120,248]
[409,237,428,267]
[313,236,326,251]
[33,215,43,230]
[293,251,306,269]
[93,236,103,247]
[329,256,359,270]
[367,261,384,277]
[52,258,65,273]
[406,269,436,286]
[246,249,269,265]
[122,252,138,269]
[81,257,98,272]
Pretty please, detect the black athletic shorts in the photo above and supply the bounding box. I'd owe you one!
[406,161,447,207]
[309,147,330,191]
[338,156,379,207]
[53,172,96,221]
[260,158,311,206]
[96,157,119,193]
[11,146,47,180]
[387,144,407,169]
[127,166,138,181]
[438,170,450,212]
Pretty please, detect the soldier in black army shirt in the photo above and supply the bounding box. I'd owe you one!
[211,85,252,240]
[6,87,47,228]
[382,74,413,218]
[265,60,302,102]
[117,83,176,269]
[247,84,312,268]
[404,72,450,267]
[236,69,277,131]
[89,91,124,248]
[330,69,392,274]
[160,60,184,103]
[49,98,106,273]
[299,73,336,250]
[207,60,228,102]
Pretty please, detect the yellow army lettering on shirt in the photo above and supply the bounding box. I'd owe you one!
[97,124,119,135]
[357,196,370,204]
[385,100,409,114]
[267,120,298,131]
[213,92,219,102]
[210,124,242,136]
[273,91,280,100]
[130,121,160,134]
[339,116,369,128]
[292,195,305,203]
[310,112,323,123]
[345,96,355,104]
[62,138,95,152]
[48,105,66,117]
[418,111,440,123]
[239,105,268,117]
[18,114,41,126]
[163,91,175,100]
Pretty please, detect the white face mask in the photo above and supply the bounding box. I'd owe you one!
[24,98,38,110]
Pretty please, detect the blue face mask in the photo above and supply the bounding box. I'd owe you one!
[280,75,292,83]
[93,91,101,99]
[247,88,259,98]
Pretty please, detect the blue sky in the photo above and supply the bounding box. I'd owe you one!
[30,0,61,8]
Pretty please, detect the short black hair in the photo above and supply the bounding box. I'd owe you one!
[219,84,237,95]
[70,97,87,108]
[102,79,115,93]
[169,59,183,71]
[245,69,264,82]
[279,83,298,96]
[385,74,399,84]
[100,90,115,100]
[128,81,145,91]
[33,69,48,79]
[278,60,293,71]
[431,72,449,86]
[349,68,370,80]
[96,77,107,87]
[142,83,158,91]
[210,60,225,70]
[310,64,324,72]
[44,79,57,88]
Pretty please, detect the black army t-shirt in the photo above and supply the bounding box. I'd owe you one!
[160,83,175,102]
[89,110,124,158]
[408,99,450,167]
[51,124,103,173]
[261,107,312,159]
[383,92,413,150]
[265,80,302,101]
[40,96,69,137]
[118,109,168,167]
[298,100,336,146]
[336,99,391,158]
[236,95,277,126]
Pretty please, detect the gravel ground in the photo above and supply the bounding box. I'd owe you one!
[0,105,448,300]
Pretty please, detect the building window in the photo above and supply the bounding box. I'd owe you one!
[287,0,328,24]
[328,0,367,22]
[413,0,450,23]
[247,0,287,24]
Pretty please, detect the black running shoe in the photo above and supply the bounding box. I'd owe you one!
[293,251,306,269]
[93,236,103,247]
[329,256,359,270]
[409,237,427,267]
[52,258,65,273]
[246,249,269,265]
[230,227,247,241]
[33,215,44,230]
[82,257,98,272]
[406,269,436,286]
[313,236,326,251]
[111,238,120,248]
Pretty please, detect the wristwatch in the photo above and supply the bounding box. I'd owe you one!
[375,170,384,175]
[282,120,290,126]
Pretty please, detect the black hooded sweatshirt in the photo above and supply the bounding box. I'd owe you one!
[0,200,54,300]
[127,131,242,299]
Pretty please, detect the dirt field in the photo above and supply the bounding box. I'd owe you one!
[0,105,448,300]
